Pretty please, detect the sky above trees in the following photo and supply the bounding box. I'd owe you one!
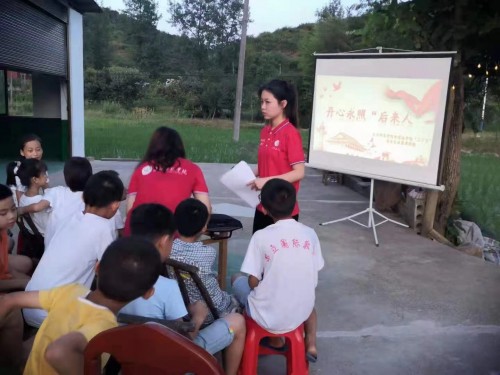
[102,0,358,36]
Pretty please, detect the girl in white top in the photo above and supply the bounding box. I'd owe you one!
[17,159,51,235]
[5,134,44,206]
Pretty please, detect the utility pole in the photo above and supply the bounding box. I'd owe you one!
[232,0,250,142]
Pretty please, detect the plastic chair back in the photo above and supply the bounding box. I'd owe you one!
[84,322,225,375]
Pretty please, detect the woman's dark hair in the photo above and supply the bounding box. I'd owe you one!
[19,134,42,152]
[17,159,48,188]
[258,79,299,127]
[139,127,186,172]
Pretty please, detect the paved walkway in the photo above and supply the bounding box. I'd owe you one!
[41,161,500,374]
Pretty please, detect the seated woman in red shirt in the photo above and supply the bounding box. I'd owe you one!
[248,79,305,233]
[124,127,211,235]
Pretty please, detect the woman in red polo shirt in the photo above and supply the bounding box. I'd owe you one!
[248,79,305,233]
[123,127,211,235]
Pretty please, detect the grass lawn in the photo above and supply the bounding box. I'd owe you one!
[458,129,500,240]
[459,153,500,240]
[85,109,310,163]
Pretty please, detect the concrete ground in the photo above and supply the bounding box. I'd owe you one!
[32,161,500,374]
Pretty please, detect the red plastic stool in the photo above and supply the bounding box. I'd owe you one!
[239,315,309,375]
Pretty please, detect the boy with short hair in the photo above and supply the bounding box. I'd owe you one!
[24,170,124,327]
[120,203,245,375]
[0,236,162,375]
[170,198,239,318]
[232,178,324,362]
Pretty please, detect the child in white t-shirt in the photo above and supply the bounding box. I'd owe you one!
[42,157,93,245]
[20,158,124,246]
[23,170,125,328]
[232,178,324,363]
[17,159,51,236]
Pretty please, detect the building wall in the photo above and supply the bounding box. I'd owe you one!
[0,0,90,160]
[68,8,85,157]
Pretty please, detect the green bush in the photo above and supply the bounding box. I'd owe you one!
[85,67,147,108]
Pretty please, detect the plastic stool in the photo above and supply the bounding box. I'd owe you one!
[239,315,309,375]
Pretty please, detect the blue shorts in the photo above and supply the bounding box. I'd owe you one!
[194,318,234,355]
[231,276,252,315]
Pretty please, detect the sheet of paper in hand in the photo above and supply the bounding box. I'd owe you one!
[220,161,260,208]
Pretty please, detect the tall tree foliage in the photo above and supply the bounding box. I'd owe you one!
[167,0,244,67]
[360,0,500,234]
[124,0,162,76]
[83,11,112,69]
[316,0,345,20]
[165,0,244,117]
[298,9,352,127]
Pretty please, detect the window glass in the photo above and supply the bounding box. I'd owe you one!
[7,71,33,116]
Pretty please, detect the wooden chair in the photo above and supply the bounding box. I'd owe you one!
[165,258,220,321]
[84,322,225,375]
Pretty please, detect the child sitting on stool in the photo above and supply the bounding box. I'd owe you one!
[169,198,240,320]
[231,178,324,363]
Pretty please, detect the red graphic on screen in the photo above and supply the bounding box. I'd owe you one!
[333,82,342,91]
[385,81,442,119]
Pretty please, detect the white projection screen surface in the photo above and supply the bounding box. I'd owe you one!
[308,53,454,189]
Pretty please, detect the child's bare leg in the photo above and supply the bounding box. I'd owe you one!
[304,308,318,359]
[223,313,245,375]
[0,309,24,367]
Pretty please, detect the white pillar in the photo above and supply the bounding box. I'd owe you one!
[68,8,85,156]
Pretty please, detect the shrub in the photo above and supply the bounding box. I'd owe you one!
[85,67,148,108]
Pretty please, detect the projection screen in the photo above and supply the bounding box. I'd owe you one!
[307,53,454,189]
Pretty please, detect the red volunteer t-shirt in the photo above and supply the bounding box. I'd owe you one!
[124,158,209,235]
[257,119,305,216]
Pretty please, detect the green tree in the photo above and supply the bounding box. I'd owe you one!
[124,0,162,76]
[298,15,351,127]
[316,0,345,20]
[167,0,244,67]
[165,0,244,118]
[359,0,500,234]
[83,11,112,69]
[85,67,146,108]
